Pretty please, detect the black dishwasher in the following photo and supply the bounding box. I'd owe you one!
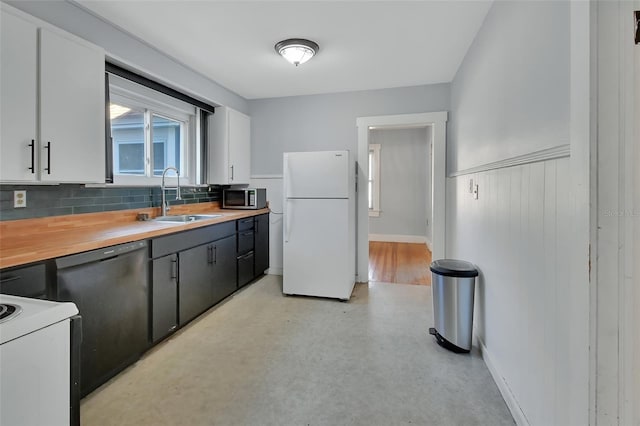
[56,241,149,397]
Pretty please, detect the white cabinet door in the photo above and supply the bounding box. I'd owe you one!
[39,28,105,183]
[207,107,251,185]
[207,109,229,184]
[0,10,37,182]
[228,108,250,184]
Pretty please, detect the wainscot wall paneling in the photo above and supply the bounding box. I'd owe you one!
[447,157,573,425]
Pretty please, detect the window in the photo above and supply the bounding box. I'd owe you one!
[108,74,198,185]
[369,143,381,217]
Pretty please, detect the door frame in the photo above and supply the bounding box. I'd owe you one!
[589,1,639,424]
[355,111,447,282]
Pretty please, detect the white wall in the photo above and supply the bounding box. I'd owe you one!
[249,84,449,175]
[448,1,589,425]
[5,0,248,114]
[249,84,450,275]
[368,127,429,241]
[448,1,569,174]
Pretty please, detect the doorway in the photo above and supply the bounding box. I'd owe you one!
[366,126,433,285]
[356,112,448,284]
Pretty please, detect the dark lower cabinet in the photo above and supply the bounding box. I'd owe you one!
[236,217,255,288]
[148,216,269,343]
[0,263,47,298]
[179,243,215,325]
[212,235,237,304]
[151,254,178,342]
[254,213,269,277]
[237,251,255,288]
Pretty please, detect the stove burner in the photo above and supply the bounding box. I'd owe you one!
[0,303,22,323]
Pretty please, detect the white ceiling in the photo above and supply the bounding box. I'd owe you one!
[76,1,492,100]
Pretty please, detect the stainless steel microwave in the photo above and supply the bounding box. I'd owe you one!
[222,188,267,209]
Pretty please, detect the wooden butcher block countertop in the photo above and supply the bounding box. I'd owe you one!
[0,202,269,269]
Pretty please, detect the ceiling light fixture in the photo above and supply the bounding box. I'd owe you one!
[274,38,319,67]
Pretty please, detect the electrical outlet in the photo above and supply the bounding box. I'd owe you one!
[14,190,26,208]
[473,184,479,200]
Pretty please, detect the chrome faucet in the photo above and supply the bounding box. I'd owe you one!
[161,166,181,216]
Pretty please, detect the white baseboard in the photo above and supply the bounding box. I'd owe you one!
[266,267,283,276]
[477,336,529,426]
[369,234,427,244]
[426,239,433,252]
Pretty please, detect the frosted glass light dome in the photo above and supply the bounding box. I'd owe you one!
[275,39,319,66]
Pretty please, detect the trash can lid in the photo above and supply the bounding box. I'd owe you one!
[430,259,478,277]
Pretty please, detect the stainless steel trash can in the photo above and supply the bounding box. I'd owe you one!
[429,259,478,353]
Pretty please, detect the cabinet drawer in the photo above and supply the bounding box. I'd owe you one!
[0,263,46,298]
[237,217,254,232]
[237,251,254,288]
[152,221,235,258]
[237,229,254,254]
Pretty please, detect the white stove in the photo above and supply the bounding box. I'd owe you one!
[0,294,80,426]
[0,295,78,342]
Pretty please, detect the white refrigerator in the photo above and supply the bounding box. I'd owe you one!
[283,150,356,300]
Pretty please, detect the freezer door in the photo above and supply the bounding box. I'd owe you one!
[284,151,350,199]
[283,198,355,300]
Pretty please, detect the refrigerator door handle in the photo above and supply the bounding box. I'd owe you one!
[284,156,290,198]
[284,200,291,243]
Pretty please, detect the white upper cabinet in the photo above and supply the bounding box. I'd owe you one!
[207,107,251,185]
[0,10,37,182]
[0,7,105,183]
[39,28,105,183]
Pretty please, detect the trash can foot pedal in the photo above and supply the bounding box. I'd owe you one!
[429,328,470,354]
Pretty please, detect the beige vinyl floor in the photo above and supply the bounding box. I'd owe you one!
[81,275,513,426]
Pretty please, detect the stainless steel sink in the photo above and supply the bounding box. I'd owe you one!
[153,214,223,223]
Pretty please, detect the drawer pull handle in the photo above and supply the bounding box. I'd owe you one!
[170,258,177,279]
[0,275,21,284]
[238,251,254,260]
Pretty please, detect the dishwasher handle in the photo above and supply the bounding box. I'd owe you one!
[56,241,148,269]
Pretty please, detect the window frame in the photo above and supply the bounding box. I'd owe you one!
[368,143,381,217]
[108,75,198,186]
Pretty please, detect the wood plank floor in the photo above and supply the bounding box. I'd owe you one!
[368,241,432,285]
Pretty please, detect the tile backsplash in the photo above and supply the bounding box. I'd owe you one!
[0,184,221,221]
